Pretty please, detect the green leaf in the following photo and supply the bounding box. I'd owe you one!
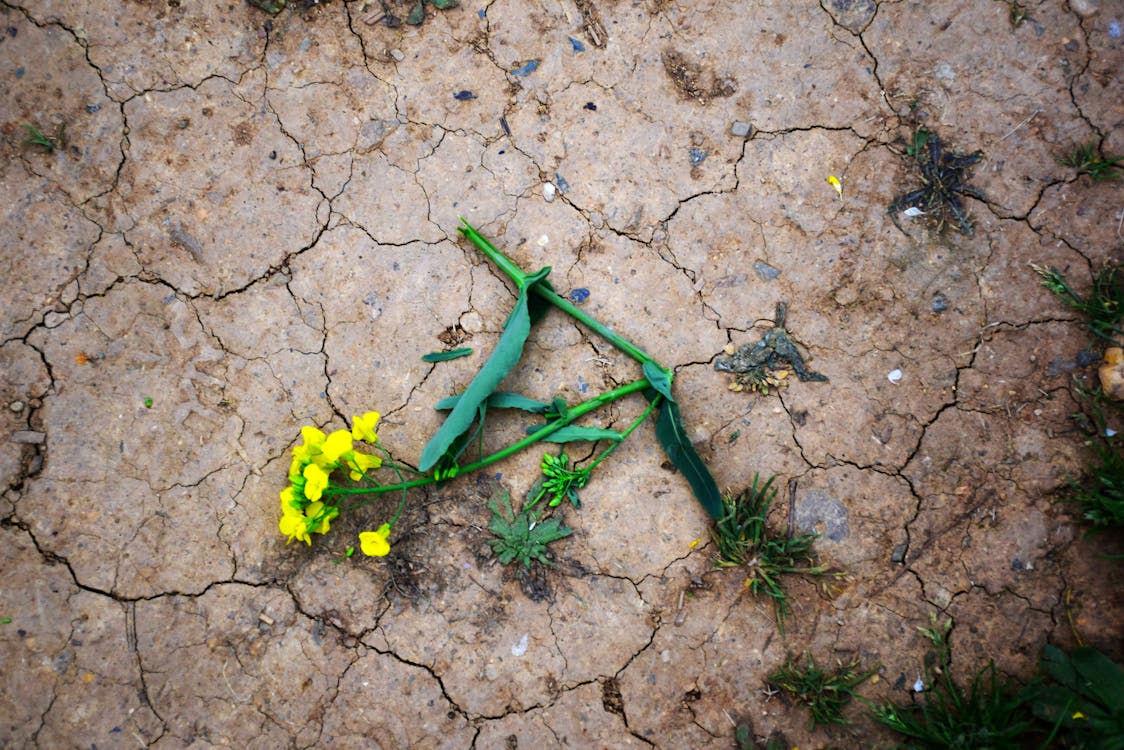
[406,2,425,24]
[643,360,674,402]
[419,267,552,471]
[1070,647,1124,709]
[435,391,551,413]
[653,398,723,519]
[533,425,623,443]
[422,347,473,363]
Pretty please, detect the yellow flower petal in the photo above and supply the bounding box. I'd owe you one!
[359,523,392,557]
[279,514,311,545]
[827,174,842,196]
[352,411,381,443]
[321,430,354,464]
[302,464,330,501]
[346,451,382,481]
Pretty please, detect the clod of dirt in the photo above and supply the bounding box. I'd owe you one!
[1099,347,1124,400]
[715,302,828,393]
[662,49,736,103]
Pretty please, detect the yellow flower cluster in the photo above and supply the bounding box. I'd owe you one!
[279,412,382,546]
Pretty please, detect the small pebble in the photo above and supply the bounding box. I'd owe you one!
[931,295,948,313]
[568,288,590,304]
[11,430,46,444]
[890,544,907,563]
[453,90,476,100]
[1068,0,1099,17]
[542,182,556,202]
[583,102,597,111]
[887,369,903,384]
[85,104,101,114]
[903,206,924,217]
[730,121,752,138]
[753,261,780,282]
[510,59,539,77]
[9,401,24,413]
[689,148,708,166]
[389,49,405,62]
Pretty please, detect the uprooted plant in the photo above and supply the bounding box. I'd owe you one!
[277,219,724,566]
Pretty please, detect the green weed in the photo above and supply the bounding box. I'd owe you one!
[871,615,1040,749]
[1065,384,1124,532]
[487,489,572,568]
[1032,645,1124,750]
[1059,142,1124,182]
[768,650,878,728]
[712,474,843,632]
[22,123,65,153]
[1032,263,1124,343]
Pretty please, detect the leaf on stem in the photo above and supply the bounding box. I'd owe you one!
[422,347,474,363]
[419,267,552,471]
[435,391,552,413]
[533,425,623,443]
[653,398,723,519]
[643,360,674,402]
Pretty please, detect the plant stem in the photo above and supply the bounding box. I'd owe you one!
[458,219,659,368]
[330,377,653,505]
[584,394,661,473]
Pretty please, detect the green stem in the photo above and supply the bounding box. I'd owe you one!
[458,219,659,368]
[584,394,661,474]
[329,377,653,505]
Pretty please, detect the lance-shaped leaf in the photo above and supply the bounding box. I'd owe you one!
[643,360,674,402]
[422,347,473,363]
[530,425,623,443]
[435,392,552,413]
[420,267,552,471]
[653,398,723,519]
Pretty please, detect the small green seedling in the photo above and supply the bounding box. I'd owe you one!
[712,474,843,631]
[22,123,65,153]
[487,489,572,568]
[768,651,878,728]
[1059,141,1124,182]
[1007,1,1033,27]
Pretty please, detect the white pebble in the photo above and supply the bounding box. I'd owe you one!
[389,49,405,62]
[903,207,924,217]
[543,182,556,202]
[887,369,903,384]
[511,633,529,657]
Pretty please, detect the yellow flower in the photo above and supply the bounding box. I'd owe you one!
[1072,711,1087,720]
[279,514,312,545]
[321,429,354,465]
[345,451,381,481]
[352,411,381,443]
[292,426,327,463]
[280,487,303,516]
[303,463,330,501]
[304,501,338,534]
[359,523,392,557]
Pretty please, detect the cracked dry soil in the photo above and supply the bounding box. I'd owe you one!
[1,0,1122,747]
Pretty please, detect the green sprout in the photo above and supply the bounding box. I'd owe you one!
[1031,263,1123,342]
[487,489,572,568]
[22,123,65,153]
[872,615,1040,749]
[1007,1,1033,28]
[712,474,843,631]
[768,651,878,728]
[1059,141,1124,182]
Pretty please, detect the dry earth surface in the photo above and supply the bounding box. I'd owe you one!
[1,0,1122,747]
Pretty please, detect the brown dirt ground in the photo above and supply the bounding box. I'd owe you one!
[1,0,1122,747]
